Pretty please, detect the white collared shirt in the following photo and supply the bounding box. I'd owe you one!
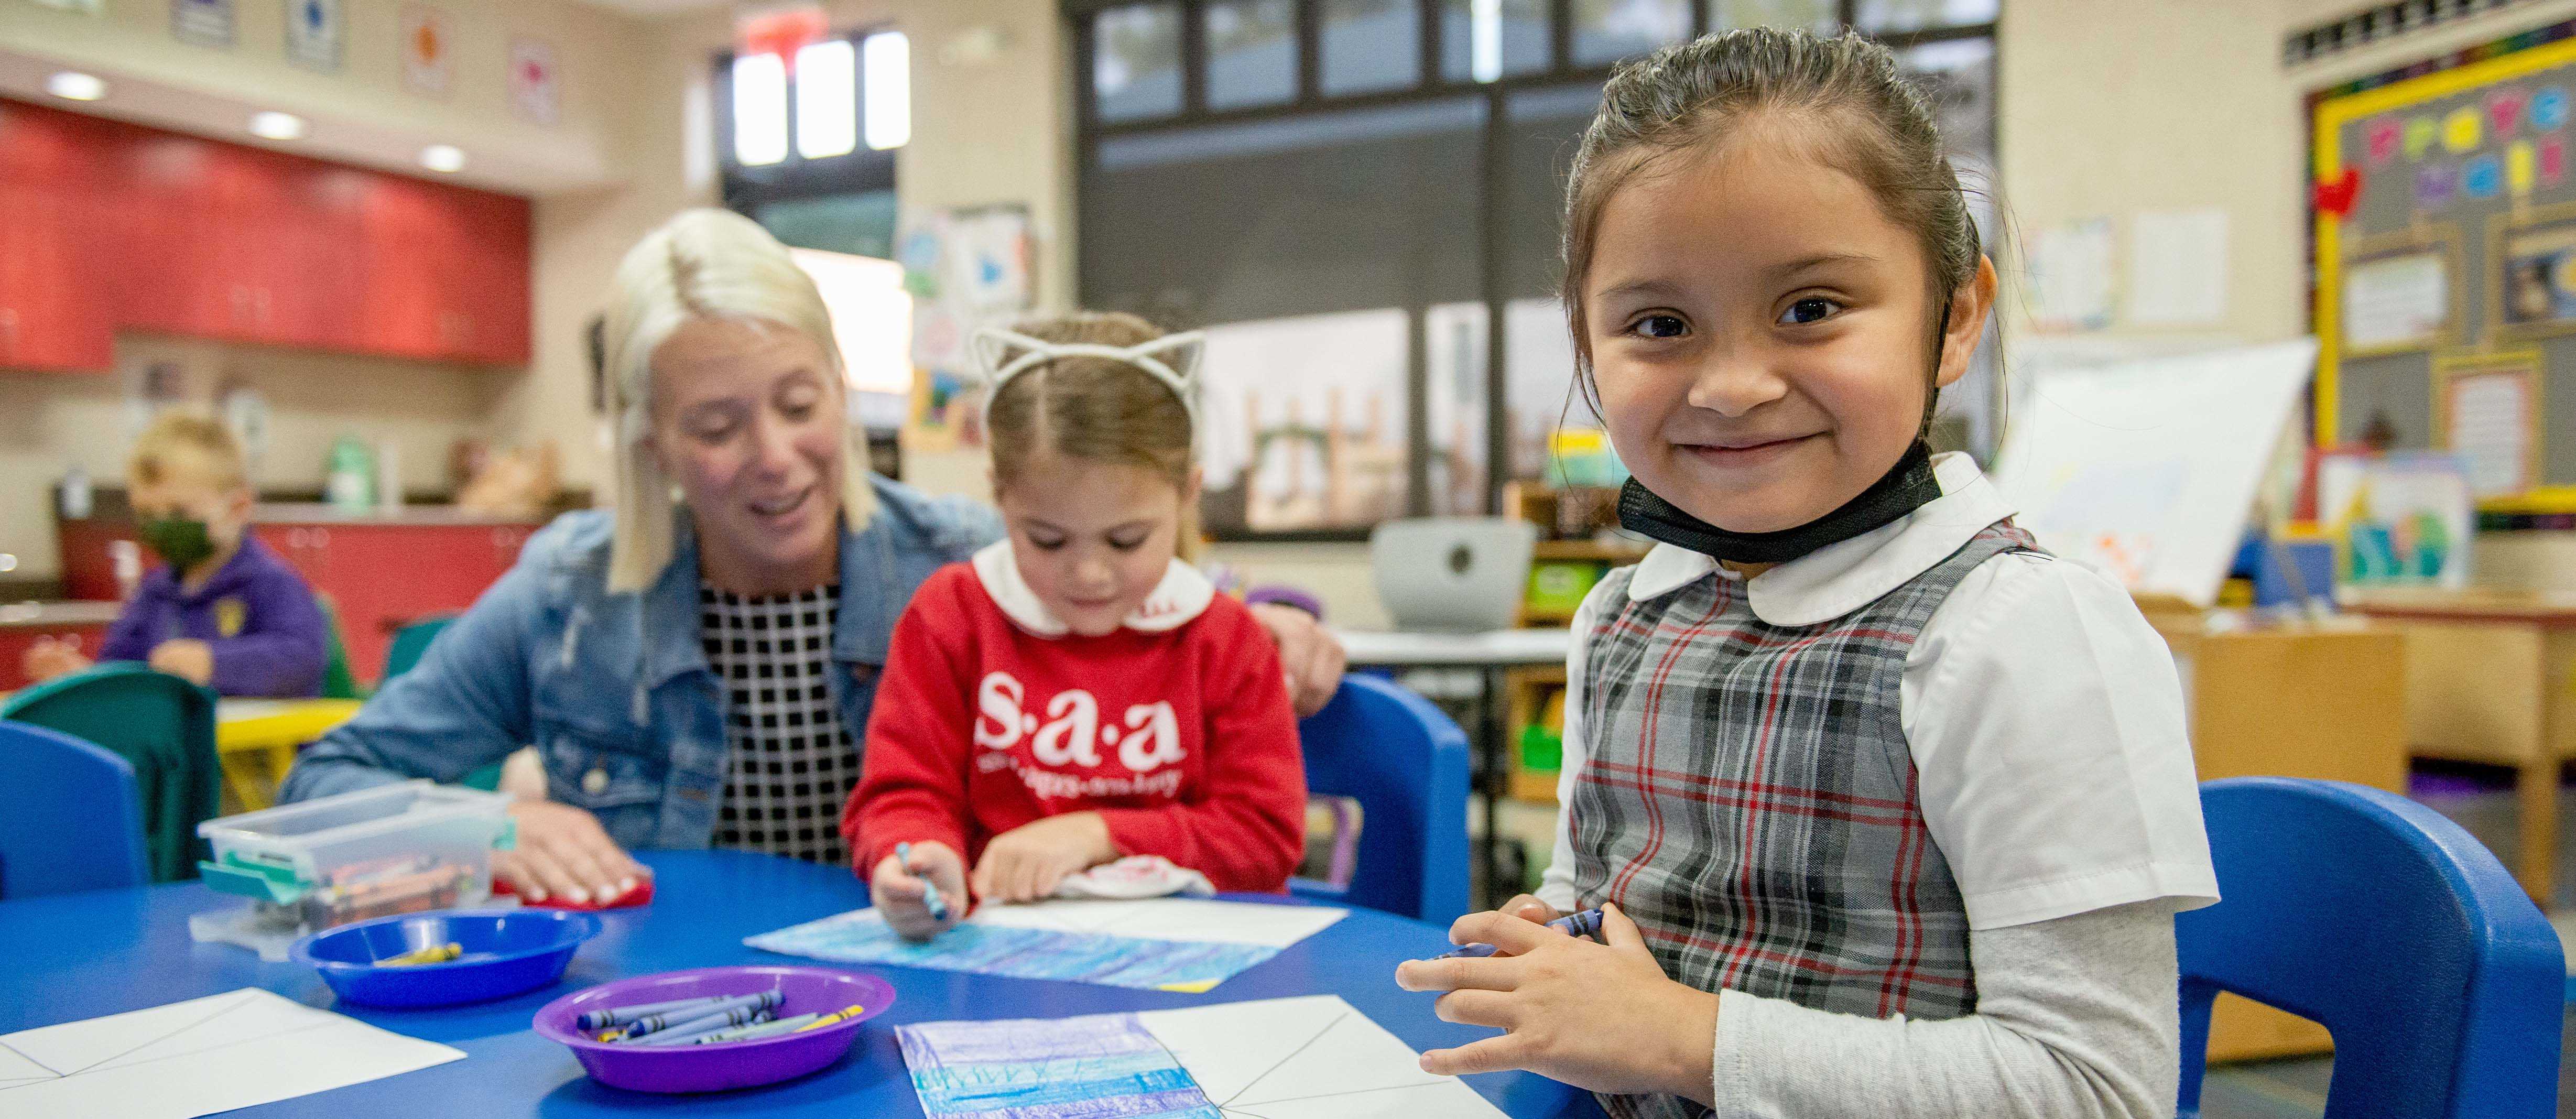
[1539,452,2220,931]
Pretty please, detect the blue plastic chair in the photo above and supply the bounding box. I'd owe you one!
[1291,673,1471,924]
[382,614,456,684]
[0,719,149,899]
[2177,777,2564,1119]
[1,663,219,884]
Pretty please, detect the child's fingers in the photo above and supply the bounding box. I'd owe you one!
[1418,1035,1530,1078]
[1599,903,1650,952]
[1497,894,1558,924]
[1395,955,1524,993]
[1446,909,1552,955]
[969,854,998,900]
[1429,989,1521,1030]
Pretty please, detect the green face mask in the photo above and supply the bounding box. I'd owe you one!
[137,516,217,572]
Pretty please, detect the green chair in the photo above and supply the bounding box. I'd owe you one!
[316,595,362,701]
[1,664,220,884]
[380,615,501,791]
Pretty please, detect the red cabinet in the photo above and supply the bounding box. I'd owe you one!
[1,96,531,370]
[0,104,113,372]
[253,519,535,686]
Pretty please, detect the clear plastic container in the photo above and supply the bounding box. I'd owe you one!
[190,780,515,960]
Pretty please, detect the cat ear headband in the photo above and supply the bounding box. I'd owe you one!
[972,327,1207,437]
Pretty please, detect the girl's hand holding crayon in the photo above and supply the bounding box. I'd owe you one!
[1394,903,1719,1105]
[970,811,1117,904]
[873,841,967,940]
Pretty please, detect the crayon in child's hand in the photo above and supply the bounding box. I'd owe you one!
[1429,908,1608,960]
[896,842,949,921]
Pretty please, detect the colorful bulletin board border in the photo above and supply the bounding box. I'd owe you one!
[2311,19,2576,448]
[2342,223,2466,355]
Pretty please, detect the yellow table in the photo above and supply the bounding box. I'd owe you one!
[214,698,363,810]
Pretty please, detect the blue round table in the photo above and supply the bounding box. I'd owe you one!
[0,850,1604,1117]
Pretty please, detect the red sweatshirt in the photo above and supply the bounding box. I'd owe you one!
[845,546,1306,893]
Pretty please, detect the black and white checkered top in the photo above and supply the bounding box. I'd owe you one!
[700,583,857,864]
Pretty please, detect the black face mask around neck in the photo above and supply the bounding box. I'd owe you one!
[1616,440,1942,565]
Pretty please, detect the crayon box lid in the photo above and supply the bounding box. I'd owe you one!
[196,780,513,901]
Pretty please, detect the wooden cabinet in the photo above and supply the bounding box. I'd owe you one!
[0,103,113,372]
[0,96,531,369]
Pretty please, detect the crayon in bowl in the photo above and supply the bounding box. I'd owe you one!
[578,993,736,1033]
[604,990,780,1042]
[379,941,462,966]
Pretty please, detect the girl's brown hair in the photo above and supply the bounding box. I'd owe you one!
[1559,27,1987,427]
[985,311,1202,557]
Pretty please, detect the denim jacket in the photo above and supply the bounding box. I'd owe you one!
[280,476,1001,850]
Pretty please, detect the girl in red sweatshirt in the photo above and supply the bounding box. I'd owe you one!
[846,312,1306,939]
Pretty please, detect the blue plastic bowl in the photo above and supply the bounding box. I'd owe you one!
[291,908,602,1008]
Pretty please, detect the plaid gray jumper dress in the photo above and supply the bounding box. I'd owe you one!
[1566,520,2037,1119]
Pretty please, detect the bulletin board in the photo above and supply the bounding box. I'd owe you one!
[2314,31,2576,506]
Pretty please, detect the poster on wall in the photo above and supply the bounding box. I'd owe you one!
[2434,349,2542,498]
[509,38,559,126]
[900,205,1036,451]
[2028,218,2116,332]
[401,4,453,97]
[30,0,106,16]
[2499,213,2576,336]
[284,0,342,72]
[2341,246,2451,353]
[172,0,233,48]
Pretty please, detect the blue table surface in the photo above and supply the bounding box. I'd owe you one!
[0,850,1605,1117]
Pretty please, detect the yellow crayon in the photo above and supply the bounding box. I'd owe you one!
[788,1004,868,1033]
[380,942,462,966]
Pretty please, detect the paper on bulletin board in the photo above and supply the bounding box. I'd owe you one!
[1991,339,2318,606]
[2029,218,2115,332]
[2438,351,2542,497]
[2128,208,2230,326]
[2342,252,2449,351]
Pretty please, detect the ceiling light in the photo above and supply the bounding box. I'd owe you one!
[419,144,466,173]
[46,72,106,101]
[248,111,308,140]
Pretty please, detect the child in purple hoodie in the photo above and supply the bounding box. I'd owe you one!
[25,414,329,698]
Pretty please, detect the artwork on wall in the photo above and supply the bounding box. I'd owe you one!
[2493,203,2576,339]
[172,0,233,48]
[401,4,453,98]
[510,38,560,126]
[901,204,1036,452]
[2433,349,2543,498]
[2339,226,2461,355]
[284,0,342,72]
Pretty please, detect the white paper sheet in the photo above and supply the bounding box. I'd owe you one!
[2343,252,2449,350]
[2447,367,2535,497]
[966,896,1347,948]
[0,988,462,1119]
[2030,218,2116,331]
[899,994,1506,1118]
[2128,208,2230,327]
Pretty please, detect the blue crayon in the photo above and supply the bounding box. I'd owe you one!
[611,990,779,1041]
[577,994,731,1033]
[896,843,949,921]
[635,1008,774,1046]
[1430,908,1608,960]
[691,1011,823,1044]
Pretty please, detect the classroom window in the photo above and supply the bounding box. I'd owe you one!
[732,52,789,166]
[1095,3,1186,121]
[795,40,857,159]
[1856,0,1996,34]
[1571,0,1692,66]
[1320,0,1422,96]
[1707,0,1838,34]
[1207,0,1299,110]
[1439,0,1552,82]
[862,32,910,150]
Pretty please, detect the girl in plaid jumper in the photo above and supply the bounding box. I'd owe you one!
[1397,29,2217,1119]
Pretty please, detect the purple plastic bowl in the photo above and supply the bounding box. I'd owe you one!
[531,965,894,1093]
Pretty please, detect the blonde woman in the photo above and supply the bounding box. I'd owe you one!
[284,210,1345,904]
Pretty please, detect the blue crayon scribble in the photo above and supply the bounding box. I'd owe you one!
[745,911,1279,992]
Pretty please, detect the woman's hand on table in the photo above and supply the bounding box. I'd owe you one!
[872,841,967,941]
[971,811,1117,904]
[496,800,645,905]
[1394,903,1719,1105]
[1249,602,1347,718]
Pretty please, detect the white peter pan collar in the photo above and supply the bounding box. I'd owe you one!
[971,540,1218,637]
[1624,452,2017,626]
